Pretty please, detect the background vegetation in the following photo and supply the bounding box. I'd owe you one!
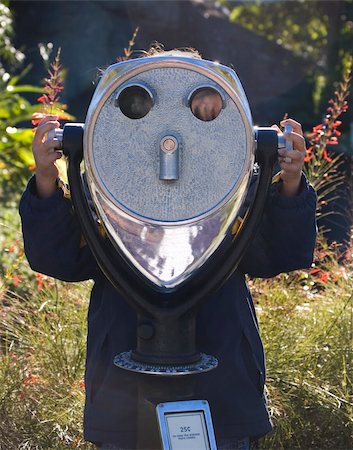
[222,0,353,120]
[0,1,352,449]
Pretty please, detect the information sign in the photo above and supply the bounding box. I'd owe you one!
[156,400,217,450]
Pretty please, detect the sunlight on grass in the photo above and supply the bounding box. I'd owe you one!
[0,206,352,449]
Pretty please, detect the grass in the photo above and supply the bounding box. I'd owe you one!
[0,204,352,449]
[255,272,353,449]
[0,204,94,449]
[0,281,93,449]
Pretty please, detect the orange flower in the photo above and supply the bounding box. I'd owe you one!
[318,271,330,283]
[323,149,333,162]
[11,274,21,286]
[35,273,44,292]
[73,435,82,447]
[23,374,39,385]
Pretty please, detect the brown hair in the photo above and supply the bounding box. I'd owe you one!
[140,42,202,59]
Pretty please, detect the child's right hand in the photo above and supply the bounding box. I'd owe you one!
[32,115,62,198]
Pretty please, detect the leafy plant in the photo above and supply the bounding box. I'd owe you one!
[32,47,72,123]
[304,58,353,239]
[0,1,24,73]
[0,69,43,197]
[222,0,353,113]
[0,44,74,199]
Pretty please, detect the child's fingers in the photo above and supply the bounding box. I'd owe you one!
[33,137,62,169]
[280,118,303,136]
[41,139,63,153]
[278,148,303,162]
[283,131,306,154]
[35,149,62,170]
[33,114,59,136]
[45,151,62,164]
[35,114,59,126]
[278,150,304,169]
[272,123,305,153]
[33,119,60,145]
[271,124,281,133]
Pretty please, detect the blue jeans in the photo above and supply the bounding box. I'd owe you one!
[99,437,250,450]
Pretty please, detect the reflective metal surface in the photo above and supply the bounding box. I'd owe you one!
[114,351,218,375]
[83,56,254,289]
[276,124,293,151]
[159,135,179,180]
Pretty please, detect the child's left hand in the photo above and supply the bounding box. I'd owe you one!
[273,118,306,197]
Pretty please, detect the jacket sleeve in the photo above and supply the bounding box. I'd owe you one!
[19,176,99,282]
[238,174,317,278]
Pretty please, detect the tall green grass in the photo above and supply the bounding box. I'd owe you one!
[256,272,353,449]
[0,207,93,449]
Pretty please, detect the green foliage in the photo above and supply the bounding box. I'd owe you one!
[223,0,353,111]
[227,1,328,61]
[0,70,43,198]
[0,42,74,199]
[0,4,74,199]
[0,2,41,197]
[0,1,25,72]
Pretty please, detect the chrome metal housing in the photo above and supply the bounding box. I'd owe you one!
[83,56,255,289]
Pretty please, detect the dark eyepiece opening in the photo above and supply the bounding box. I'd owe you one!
[116,85,153,119]
[189,87,223,122]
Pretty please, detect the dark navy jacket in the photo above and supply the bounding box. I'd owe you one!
[19,175,316,447]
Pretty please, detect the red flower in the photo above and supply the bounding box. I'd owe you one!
[33,48,67,124]
[304,154,314,162]
[325,139,338,146]
[318,271,330,283]
[11,274,21,286]
[37,95,48,104]
[323,149,333,162]
[35,273,44,292]
[313,124,323,131]
[23,374,39,385]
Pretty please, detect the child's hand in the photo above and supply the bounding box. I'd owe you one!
[273,118,306,197]
[32,115,62,198]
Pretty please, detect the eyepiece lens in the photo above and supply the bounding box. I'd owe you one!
[116,85,153,119]
[190,87,223,122]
